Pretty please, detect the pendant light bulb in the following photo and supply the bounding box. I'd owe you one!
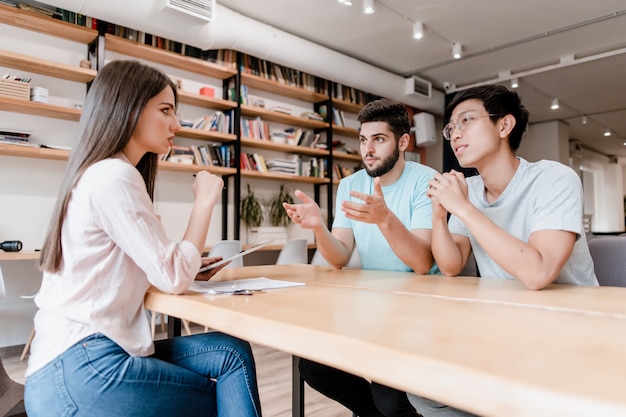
[452,42,462,59]
[412,21,424,40]
[550,98,560,110]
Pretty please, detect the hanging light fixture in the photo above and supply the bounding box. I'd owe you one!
[452,43,462,59]
[412,21,424,40]
[550,98,560,110]
[510,78,519,89]
[582,115,588,125]
[604,128,612,137]
[362,0,374,14]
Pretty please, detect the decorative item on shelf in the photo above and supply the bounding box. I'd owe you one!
[0,75,30,100]
[268,184,294,228]
[199,86,214,97]
[30,86,48,103]
[240,184,264,231]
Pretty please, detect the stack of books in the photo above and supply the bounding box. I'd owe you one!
[266,158,299,175]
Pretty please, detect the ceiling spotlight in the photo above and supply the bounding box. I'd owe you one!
[412,21,424,40]
[362,0,374,14]
[604,128,612,137]
[452,42,462,59]
[510,78,519,89]
[582,115,588,125]
[550,98,560,110]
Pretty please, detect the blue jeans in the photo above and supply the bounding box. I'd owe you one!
[25,332,262,417]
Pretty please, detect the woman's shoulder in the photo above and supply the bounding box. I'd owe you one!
[81,156,141,189]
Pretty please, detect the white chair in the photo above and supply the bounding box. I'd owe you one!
[311,247,361,268]
[0,266,5,299]
[208,240,243,268]
[276,239,308,265]
[0,266,25,415]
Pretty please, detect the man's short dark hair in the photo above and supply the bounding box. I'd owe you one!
[357,98,411,140]
[445,85,529,151]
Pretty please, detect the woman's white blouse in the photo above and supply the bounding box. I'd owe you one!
[27,155,201,376]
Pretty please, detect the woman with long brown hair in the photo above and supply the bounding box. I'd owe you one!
[24,60,262,417]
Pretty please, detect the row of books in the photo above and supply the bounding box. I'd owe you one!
[162,144,234,168]
[8,1,378,106]
[240,53,328,94]
[182,111,234,134]
[19,0,237,67]
[332,83,381,107]
[240,153,329,178]
[333,163,362,180]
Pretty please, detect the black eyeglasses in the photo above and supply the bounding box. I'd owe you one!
[442,113,498,140]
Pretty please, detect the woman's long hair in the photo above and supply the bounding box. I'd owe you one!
[39,60,177,273]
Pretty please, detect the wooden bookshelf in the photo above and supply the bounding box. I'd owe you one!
[0,251,40,261]
[241,73,329,103]
[241,137,328,157]
[177,90,236,111]
[105,35,237,80]
[332,98,363,114]
[157,160,236,176]
[333,125,359,138]
[241,104,329,130]
[0,95,81,121]
[0,143,236,176]
[0,4,98,43]
[0,143,69,160]
[333,151,362,162]
[241,169,330,184]
[0,50,97,83]
[177,127,236,143]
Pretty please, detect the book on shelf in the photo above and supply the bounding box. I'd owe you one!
[269,105,292,115]
[300,111,324,121]
[167,145,195,165]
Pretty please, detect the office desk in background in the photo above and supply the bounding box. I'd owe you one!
[145,265,626,417]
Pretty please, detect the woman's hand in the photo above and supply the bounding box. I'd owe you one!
[192,171,224,207]
[195,256,230,281]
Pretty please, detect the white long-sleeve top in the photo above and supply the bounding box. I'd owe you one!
[26,154,201,376]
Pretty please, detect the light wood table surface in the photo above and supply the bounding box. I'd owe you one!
[145,264,626,417]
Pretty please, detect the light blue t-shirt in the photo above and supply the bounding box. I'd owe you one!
[333,161,438,273]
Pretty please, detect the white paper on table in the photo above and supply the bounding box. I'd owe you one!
[188,277,305,294]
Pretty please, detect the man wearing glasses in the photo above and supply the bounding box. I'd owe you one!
[408,84,598,416]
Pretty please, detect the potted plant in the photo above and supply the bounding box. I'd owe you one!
[268,184,294,227]
[240,184,264,232]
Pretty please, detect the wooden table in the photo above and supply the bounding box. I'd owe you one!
[145,264,626,417]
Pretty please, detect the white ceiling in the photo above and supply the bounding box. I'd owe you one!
[217,0,626,158]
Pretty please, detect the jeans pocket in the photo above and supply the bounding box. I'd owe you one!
[25,360,78,417]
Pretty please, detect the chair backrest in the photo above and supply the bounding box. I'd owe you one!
[588,236,626,287]
[0,356,24,416]
[310,247,362,268]
[0,265,5,299]
[276,239,308,265]
[208,240,243,268]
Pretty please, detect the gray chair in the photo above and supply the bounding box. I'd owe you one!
[276,239,308,265]
[588,236,626,287]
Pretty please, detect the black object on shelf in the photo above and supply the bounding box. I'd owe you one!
[0,240,22,252]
